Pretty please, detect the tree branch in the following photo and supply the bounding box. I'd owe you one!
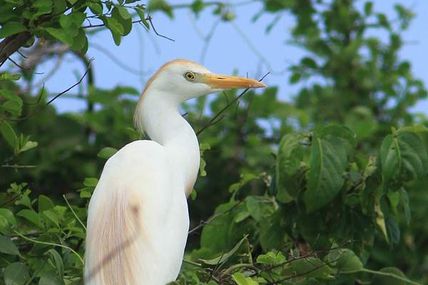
[46,59,93,105]
[0,32,32,68]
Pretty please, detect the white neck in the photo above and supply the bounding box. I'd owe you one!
[135,91,200,196]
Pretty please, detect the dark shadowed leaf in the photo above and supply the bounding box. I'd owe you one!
[4,262,29,285]
[0,235,20,255]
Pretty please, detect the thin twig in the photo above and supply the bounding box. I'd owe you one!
[8,57,27,70]
[91,42,145,75]
[63,195,87,231]
[196,72,270,136]
[17,50,27,59]
[46,58,93,105]
[146,15,175,42]
[14,230,84,265]
[1,164,36,168]
[82,19,144,29]
[188,200,242,235]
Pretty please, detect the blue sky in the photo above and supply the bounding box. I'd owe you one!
[33,0,427,115]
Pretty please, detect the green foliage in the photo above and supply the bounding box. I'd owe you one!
[1,0,427,284]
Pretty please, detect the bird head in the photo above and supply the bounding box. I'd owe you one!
[144,59,266,102]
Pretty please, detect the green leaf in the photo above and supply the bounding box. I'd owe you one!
[0,121,18,151]
[325,248,364,275]
[285,257,335,279]
[88,2,103,15]
[233,211,250,223]
[380,134,399,182]
[256,251,286,265]
[79,187,92,199]
[112,6,132,36]
[45,28,73,46]
[148,0,173,18]
[345,106,378,139]
[333,249,364,273]
[0,235,20,255]
[38,195,55,212]
[71,28,88,53]
[83,177,98,187]
[0,73,21,81]
[19,140,38,153]
[59,12,85,30]
[276,133,308,202]
[0,208,17,231]
[372,267,408,285]
[289,72,301,84]
[32,0,53,17]
[380,129,428,184]
[231,272,258,285]
[45,249,64,279]
[399,188,411,224]
[97,147,118,159]
[199,235,247,265]
[375,200,388,242]
[117,6,131,20]
[304,125,355,212]
[364,2,373,15]
[135,5,149,29]
[42,209,60,227]
[301,57,317,68]
[4,262,29,285]
[38,271,64,285]
[2,100,22,116]
[245,196,274,222]
[229,173,258,193]
[16,209,42,228]
[385,216,400,245]
[0,22,26,38]
[191,0,205,15]
[103,16,124,45]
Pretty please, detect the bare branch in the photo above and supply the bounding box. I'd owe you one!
[146,15,175,42]
[46,59,93,105]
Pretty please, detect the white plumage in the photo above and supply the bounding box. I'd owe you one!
[84,59,265,285]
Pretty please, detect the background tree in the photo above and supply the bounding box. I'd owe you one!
[0,0,427,284]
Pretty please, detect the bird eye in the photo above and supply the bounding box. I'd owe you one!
[184,72,196,81]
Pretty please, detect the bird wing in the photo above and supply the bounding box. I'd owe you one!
[85,140,174,285]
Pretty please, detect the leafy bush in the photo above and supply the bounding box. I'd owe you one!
[1,0,427,284]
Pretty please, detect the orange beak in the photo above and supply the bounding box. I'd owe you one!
[202,73,266,89]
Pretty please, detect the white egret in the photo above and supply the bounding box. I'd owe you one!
[84,59,266,285]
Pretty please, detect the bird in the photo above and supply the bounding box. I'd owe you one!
[84,59,266,285]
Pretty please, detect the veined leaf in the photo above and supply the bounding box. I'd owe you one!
[325,248,363,273]
[276,133,308,202]
[102,16,124,45]
[304,125,356,212]
[0,121,18,151]
[16,209,42,228]
[380,129,428,184]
